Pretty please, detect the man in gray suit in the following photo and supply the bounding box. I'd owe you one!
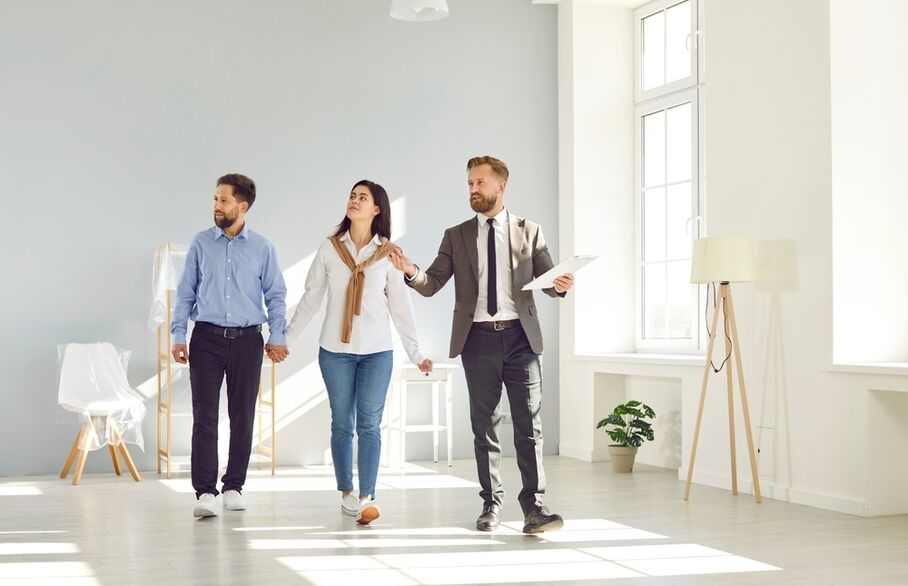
[390,156,573,534]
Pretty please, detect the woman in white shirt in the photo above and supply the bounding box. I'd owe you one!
[286,180,432,525]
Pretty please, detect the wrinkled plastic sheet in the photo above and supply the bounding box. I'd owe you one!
[57,343,147,451]
[148,243,188,332]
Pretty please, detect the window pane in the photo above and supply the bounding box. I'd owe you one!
[666,260,694,338]
[665,0,692,83]
[642,11,665,91]
[643,110,665,188]
[643,263,666,339]
[666,102,692,183]
[644,188,666,262]
[666,181,692,259]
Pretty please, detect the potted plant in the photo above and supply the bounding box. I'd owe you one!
[596,400,656,473]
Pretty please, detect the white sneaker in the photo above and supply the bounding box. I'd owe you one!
[357,499,381,525]
[193,493,219,518]
[223,490,246,511]
[341,493,359,517]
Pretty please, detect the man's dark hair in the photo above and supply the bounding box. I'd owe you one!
[217,173,256,209]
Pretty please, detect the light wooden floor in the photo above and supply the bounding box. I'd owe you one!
[1,456,906,585]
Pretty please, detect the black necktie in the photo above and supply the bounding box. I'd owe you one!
[487,218,497,316]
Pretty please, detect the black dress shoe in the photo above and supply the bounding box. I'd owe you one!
[476,503,501,531]
[522,506,564,534]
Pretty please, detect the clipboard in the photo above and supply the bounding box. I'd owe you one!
[522,255,598,290]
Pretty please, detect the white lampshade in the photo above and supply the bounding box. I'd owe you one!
[690,237,756,284]
[390,0,449,21]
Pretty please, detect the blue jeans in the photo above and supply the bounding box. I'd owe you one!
[318,347,393,498]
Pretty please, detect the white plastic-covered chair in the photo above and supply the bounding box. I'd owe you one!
[58,343,146,485]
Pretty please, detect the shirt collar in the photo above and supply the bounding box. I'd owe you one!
[477,208,509,228]
[340,231,382,246]
[212,223,249,241]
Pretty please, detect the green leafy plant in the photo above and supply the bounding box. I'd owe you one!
[596,400,656,448]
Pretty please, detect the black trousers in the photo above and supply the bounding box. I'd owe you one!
[188,327,264,497]
[460,324,546,516]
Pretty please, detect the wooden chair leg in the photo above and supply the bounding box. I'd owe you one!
[110,425,140,482]
[60,428,84,479]
[109,444,122,476]
[116,443,141,482]
[72,442,90,485]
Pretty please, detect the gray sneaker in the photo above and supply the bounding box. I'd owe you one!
[341,493,359,517]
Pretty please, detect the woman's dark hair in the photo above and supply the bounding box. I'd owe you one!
[331,180,392,240]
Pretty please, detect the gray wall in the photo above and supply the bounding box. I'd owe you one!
[0,0,559,476]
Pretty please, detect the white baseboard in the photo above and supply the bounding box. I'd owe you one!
[678,467,868,517]
[558,443,594,462]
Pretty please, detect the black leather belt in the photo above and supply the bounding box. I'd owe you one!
[195,322,262,339]
[472,319,521,332]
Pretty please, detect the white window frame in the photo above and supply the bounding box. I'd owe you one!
[634,0,704,353]
[634,0,699,103]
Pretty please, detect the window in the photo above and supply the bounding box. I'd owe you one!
[634,0,702,351]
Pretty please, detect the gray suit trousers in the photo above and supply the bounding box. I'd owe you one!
[460,324,546,516]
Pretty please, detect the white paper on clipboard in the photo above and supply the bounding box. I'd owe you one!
[522,255,598,290]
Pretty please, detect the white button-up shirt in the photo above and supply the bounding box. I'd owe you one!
[286,232,425,364]
[474,209,519,322]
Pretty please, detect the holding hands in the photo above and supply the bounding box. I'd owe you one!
[265,344,289,363]
[417,358,433,373]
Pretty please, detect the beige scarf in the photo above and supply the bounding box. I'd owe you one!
[330,235,397,343]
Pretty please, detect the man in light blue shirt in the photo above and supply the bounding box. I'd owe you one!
[171,173,288,518]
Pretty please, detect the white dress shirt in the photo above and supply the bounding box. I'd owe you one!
[474,208,519,322]
[286,232,425,364]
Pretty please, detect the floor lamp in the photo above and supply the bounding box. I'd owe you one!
[685,237,762,503]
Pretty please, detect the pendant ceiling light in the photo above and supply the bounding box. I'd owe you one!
[390,0,450,22]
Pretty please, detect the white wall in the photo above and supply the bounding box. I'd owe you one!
[563,1,636,356]
[701,0,848,506]
[0,0,561,476]
[830,0,908,363]
[557,0,637,462]
[558,0,908,516]
[829,0,908,516]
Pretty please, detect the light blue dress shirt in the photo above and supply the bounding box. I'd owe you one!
[171,224,287,346]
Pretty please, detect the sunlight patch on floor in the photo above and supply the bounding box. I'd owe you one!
[272,519,781,585]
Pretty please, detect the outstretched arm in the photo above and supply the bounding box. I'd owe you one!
[386,268,432,372]
[389,229,455,297]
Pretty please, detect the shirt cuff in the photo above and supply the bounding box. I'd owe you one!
[268,332,287,346]
[405,265,419,281]
[172,332,187,346]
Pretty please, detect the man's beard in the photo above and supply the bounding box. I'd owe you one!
[214,212,238,229]
[470,193,497,214]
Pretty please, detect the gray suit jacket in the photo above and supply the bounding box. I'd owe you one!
[407,213,564,358]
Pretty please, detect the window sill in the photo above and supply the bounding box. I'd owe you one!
[573,352,705,368]
[823,362,908,377]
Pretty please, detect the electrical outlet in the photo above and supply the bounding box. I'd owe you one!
[755,425,774,479]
